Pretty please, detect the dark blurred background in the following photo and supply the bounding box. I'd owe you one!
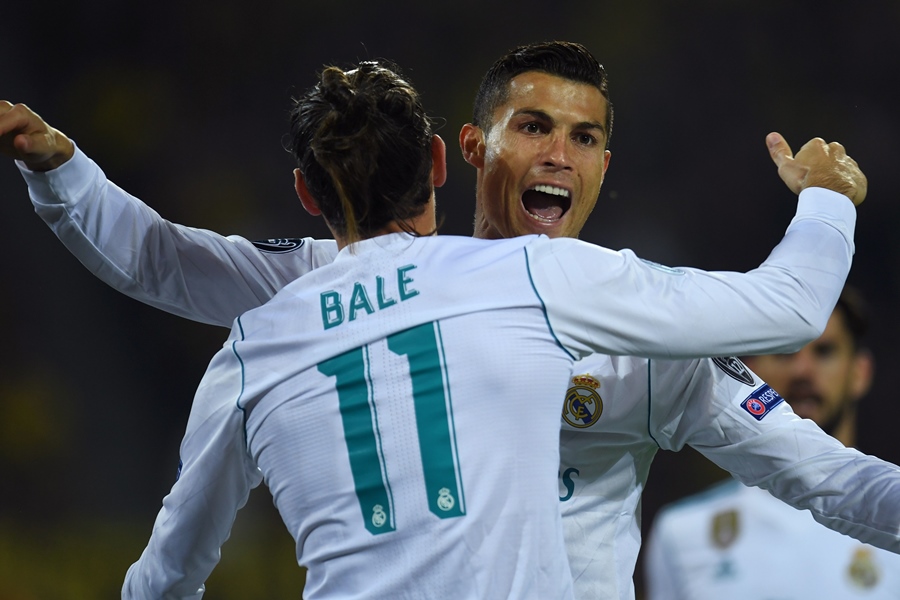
[2,1,898,598]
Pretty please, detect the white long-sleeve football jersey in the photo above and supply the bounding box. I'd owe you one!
[22,148,900,600]
[117,229,852,599]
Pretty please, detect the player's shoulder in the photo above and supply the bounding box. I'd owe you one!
[250,237,312,254]
[525,234,615,257]
[409,235,543,279]
[249,236,338,256]
[440,234,537,254]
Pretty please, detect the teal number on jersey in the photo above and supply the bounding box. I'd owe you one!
[318,346,395,535]
[388,322,465,519]
[318,322,465,536]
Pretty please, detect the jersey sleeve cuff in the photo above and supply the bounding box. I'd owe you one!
[791,187,857,246]
[17,142,96,207]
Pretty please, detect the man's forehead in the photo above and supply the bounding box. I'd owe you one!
[502,71,607,123]
[819,311,852,343]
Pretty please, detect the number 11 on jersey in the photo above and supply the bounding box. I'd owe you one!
[318,322,466,535]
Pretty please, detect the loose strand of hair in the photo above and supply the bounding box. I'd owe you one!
[327,167,362,245]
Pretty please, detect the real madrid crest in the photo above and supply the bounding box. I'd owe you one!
[847,547,880,589]
[437,487,456,512]
[711,509,739,549]
[563,374,603,428]
[372,504,387,528]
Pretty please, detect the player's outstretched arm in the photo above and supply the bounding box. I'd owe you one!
[767,132,867,205]
[7,102,338,328]
[0,101,74,171]
[698,408,900,553]
[651,359,900,554]
[528,134,864,359]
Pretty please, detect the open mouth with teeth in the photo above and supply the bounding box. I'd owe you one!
[522,184,571,223]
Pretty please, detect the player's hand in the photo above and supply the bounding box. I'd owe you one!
[0,101,75,171]
[766,132,867,206]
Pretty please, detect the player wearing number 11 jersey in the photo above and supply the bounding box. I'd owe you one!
[122,215,855,600]
[115,57,859,595]
[6,52,868,600]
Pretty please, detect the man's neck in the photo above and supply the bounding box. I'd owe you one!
[334,197,438,250]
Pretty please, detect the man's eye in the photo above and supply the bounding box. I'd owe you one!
[814,343,837,358]
[523,122,542,133]
[576,133,597,146]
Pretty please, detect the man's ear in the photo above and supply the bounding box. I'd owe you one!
[459,123,485,169]
[431,134,447,188]
[850,348,875,402]
[294,168,321,216]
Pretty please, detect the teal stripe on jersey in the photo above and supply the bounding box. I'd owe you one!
[364,344,395,530]
[523,247,575,360]
[435,321,465,514]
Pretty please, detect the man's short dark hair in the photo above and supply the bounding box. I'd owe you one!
[835,286,869,350]
[472,41,613,149]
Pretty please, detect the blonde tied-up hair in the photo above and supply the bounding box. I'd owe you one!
[288,61,435,244]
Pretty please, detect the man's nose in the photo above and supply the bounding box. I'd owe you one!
[541,132,573,169]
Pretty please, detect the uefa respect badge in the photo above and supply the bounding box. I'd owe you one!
[740,384,785,421]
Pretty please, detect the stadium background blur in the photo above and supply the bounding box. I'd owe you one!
[2,2,899,598]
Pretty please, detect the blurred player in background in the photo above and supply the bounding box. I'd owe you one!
[644,286,900,599]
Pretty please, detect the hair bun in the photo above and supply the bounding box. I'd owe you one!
[289,60,434,244]
[320,67,373,130]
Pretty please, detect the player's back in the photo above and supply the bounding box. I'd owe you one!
[234,233,575,599]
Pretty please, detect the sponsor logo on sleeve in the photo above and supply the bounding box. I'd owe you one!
[251,238,305,253]
[713,356,756,386]
[740,384,784,420]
